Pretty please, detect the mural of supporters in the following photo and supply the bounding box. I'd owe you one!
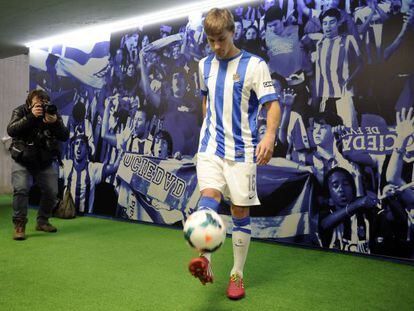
[29,0,414,260]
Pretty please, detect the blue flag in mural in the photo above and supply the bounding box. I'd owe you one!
[30,40,110,89]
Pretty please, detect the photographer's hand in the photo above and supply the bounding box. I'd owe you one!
[31,103,44,118]
[43,113,57,124]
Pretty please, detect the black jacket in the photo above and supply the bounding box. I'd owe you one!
[7,103,69,169]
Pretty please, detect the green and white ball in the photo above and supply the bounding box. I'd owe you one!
[183,209,226,252]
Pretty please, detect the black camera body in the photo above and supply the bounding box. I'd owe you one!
[42,101,58,116]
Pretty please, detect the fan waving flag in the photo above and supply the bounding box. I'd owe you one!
[63,41,110,65]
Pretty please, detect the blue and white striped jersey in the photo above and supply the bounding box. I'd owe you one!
[315,35,361,98]
[61,159,104,213]
[198,50,278,163]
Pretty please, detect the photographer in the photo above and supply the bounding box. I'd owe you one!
[7,89,69,240]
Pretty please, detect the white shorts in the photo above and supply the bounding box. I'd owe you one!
[196,152,260,206]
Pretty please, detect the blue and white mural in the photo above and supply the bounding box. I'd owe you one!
[30,0,414,260]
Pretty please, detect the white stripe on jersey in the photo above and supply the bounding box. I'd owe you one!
[330,38,342,96]
[198,50,277,163]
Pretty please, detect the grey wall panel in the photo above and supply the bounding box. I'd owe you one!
[0,54,29,194]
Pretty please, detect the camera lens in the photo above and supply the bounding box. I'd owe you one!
[44,103,58,115]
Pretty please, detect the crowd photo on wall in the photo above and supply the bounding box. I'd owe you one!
[28,0,414,260]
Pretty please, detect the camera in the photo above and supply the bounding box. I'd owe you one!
[42,101,58,116]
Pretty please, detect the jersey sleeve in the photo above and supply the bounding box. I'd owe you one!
[252,60,278,105]
[198,60,208,96]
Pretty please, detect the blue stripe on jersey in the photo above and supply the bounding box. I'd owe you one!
[199,56,214,152]
[336,36,346,89]
[325,39,335,97]
[248,90,259,162]
[317,42,324,97]
[214,61,228,157]
[201,90,208,96]
[232,53,250,161]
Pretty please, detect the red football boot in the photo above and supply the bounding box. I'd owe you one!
[226,274,245,300]
[188,256,213,285]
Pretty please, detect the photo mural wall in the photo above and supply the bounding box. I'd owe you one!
[29,0,414,260]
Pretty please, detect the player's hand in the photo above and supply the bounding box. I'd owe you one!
[43,113,57,123]
[256,134,275,165]
[31,103,44,118]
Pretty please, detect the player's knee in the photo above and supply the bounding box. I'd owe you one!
[200,189,222,202]
[231,205,249,218]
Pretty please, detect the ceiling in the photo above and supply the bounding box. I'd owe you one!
[0,0,199,59]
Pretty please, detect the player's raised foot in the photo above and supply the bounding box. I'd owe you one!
[188,256,213,285]
[226,273,245,300]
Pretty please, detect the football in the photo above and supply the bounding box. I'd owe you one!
[183,209,226,252]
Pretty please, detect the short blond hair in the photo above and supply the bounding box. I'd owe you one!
[203,8,235,35]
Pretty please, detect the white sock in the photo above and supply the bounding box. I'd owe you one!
[201,252,211,263]
[230,216,251,278]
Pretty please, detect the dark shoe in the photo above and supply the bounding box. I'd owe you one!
[13,225,26,240]
[13,218,27,240]
[36,222,57,233]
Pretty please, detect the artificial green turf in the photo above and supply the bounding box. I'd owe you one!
[0,194,413,311]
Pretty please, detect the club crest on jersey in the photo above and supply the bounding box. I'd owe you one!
[233,73,241,82]
[263,81,273,88]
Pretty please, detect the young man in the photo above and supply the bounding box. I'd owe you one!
[188,8,281,300]
[314,8,363,127]
[319,167,378,253]
[151,130,173,159]
[264,6,306,79]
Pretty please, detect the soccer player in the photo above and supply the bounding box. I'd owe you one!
[188,8,281,300]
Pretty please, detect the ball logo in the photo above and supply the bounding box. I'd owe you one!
[201,212,222,229]
[233,73,241,82]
